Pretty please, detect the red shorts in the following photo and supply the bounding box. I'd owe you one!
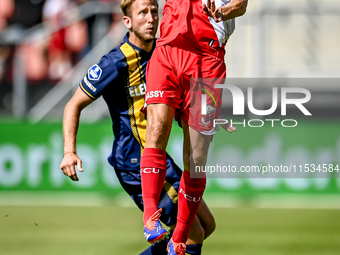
[145,45,226,133]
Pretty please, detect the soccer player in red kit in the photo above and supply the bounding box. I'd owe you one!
[141,0,247,254]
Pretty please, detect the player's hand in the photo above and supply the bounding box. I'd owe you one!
[216,122,236,133]
[202,0,223,23]
[60,152,84,181]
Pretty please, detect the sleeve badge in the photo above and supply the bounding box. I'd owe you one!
[88,64,102,81]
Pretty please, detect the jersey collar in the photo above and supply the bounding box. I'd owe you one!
[124,32,156,54]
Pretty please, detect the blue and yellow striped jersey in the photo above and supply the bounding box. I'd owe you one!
[79,33,155,170]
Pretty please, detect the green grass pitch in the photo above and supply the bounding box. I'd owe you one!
[1,205,340,255]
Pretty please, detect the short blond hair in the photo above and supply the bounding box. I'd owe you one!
[120,0,135,17]
[120,0,158,17]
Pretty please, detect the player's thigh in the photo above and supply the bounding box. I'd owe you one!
[145,45,183,109]
[145,46,187,149]
[147,45,201,134]
[186,53,226,134]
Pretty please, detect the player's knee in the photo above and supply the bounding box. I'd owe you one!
[183,152,190,171]
[203,216,216,238]
[183,152,207,172]
[145,119,172,150]
[196,200,216,239]
[191,151,208,168]
[188,221,205,244]
[147,123,164,142]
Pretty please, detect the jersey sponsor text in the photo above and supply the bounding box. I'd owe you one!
[84,76,97,92]
[145,90,164,101]
[129,83,146,97]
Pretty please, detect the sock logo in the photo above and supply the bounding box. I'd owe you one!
[179,188,201,202]
[141,168,160,174]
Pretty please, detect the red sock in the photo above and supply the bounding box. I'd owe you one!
[173,170,206,244]
[141,148,167,224]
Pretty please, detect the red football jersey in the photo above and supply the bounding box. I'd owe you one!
[157,0,235,58]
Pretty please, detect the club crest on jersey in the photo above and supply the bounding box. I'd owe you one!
[88,64,102,81]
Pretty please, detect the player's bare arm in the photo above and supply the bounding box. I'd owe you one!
[202,0,248,22]
[60,87,93,181]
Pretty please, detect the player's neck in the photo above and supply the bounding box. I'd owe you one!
[129,33,153,52]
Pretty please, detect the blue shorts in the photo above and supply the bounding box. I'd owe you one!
[113,154,182,226]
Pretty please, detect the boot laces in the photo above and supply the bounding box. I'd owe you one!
[144,208,162,230]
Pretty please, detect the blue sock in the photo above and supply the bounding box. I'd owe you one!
[139,240,167,255]
[185,244,203,255]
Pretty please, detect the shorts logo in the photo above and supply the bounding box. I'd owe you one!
[199,87,221,113]
[83,76,97,92]
[131,158,138,164]
[145,90,164,101]
[88,64,102,81]
[180,188,201,202]
[141,168,160,174]
[200,105,216,126]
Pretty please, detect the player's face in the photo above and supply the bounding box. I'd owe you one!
[130,0,158,42]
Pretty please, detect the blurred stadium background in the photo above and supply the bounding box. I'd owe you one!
[0,0,339,254]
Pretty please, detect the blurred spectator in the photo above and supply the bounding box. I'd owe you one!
[0,0,15,30]
[2,0,118,83]
[0,0,15,82]
[0,0,120,114]
[7,0,45,29]
[4,0,48,83]
[81,0,120,51]
[43,0,88,80]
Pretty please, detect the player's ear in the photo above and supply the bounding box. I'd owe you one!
[122,16,132,30]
